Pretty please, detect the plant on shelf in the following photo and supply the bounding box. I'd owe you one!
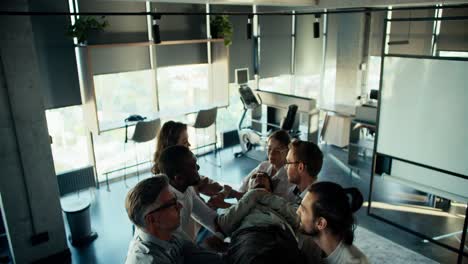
[66,16,109,45]
[210,15,233,46]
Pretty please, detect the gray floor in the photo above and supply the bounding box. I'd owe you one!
[66,145,467,264]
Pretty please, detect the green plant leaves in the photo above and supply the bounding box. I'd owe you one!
[66,16,108,44]
[210,15,233,46]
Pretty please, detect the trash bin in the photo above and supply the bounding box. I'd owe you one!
[61,197,98,247]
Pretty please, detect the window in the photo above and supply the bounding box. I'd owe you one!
[366,56,382,93]
[94,69,158,131]
[93,126,154,182]
[45,105,90,174]
[438,51,468,58]
[259,74,320,99]
[157,64,210,112]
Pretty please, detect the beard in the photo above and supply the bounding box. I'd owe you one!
[299,222,320,237]
[187,173,201,186]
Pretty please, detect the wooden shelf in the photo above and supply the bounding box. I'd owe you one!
[85,38,224,49]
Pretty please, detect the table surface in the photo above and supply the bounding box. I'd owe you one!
[99,103,227,133]
[320,104,356,117]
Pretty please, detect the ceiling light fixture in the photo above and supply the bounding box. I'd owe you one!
[313,14,321,38]
[247,14,253,39]
[152,14,161,44]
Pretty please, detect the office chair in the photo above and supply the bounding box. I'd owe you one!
[123,118,161,187]
[190,107,221,167]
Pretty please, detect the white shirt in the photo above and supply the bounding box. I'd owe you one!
[169,185,218,240]
[325,241,369,264]
[239,161,297,203]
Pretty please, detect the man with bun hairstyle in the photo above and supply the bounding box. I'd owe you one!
[297,181,369,264]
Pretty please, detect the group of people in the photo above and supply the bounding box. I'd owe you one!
[124,121,369,264]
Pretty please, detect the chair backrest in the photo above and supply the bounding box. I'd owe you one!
[281,104,298,131]
[193,107,217,129]
[131,118,161,143]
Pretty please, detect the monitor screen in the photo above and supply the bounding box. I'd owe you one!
[235,68,249,85]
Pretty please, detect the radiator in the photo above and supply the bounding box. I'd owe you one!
[57,166,96,196]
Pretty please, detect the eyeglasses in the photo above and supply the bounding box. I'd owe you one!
[285,161,301,166]
[145,197,179,217]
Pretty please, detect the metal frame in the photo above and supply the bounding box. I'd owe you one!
[2,3,468,17]
[368,13,468,263]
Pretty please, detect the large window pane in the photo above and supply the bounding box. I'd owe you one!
[45,105,90,174]
[94,69,158,130]
[259,74,320,99]
[94,127,154,182]
[157,64,209,111]
[366,56,382,92]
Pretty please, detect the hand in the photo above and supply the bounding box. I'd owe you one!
[197,177,223,196]
[221,185,233,196]
[207,194,232,209]
[230,190,245,200]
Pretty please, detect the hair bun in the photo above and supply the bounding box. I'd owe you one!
[344,187,363,213]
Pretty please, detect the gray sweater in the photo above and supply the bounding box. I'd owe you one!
[216,189,299,237]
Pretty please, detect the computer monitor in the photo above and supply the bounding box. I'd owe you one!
[235,68,249,85]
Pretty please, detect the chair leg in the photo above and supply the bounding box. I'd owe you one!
[134,142,140,182]
[105,172,110,192]
[193,127,199,156]
[216,122,222,168]
[123,142,129,188]
[203,128,207,161]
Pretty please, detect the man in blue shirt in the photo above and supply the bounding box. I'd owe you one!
[125,175,223,264]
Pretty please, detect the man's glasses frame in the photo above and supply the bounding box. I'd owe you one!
[285,161,301,166]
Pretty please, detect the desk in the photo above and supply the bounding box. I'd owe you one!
[99,104,227,133]
[254,90,319,143]
[320,104,355,148]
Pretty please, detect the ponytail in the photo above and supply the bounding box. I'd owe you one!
[344,187,364,213]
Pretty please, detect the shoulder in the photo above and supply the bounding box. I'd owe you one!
[332,243,369,264]
[347,244,369,263]
[125,239,156,264]
[187,186,197,195]
[125,252,156,264]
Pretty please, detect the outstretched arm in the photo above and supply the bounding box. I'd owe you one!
[257,194,299,229]
[216,189,268,236]
[191,191,219,235]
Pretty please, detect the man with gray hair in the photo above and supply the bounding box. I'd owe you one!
[125,175,223,264]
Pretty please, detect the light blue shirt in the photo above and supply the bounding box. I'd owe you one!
[125,228,224,264]
[125,229,186,264]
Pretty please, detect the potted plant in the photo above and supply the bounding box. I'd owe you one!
[210,15,233,46]
[66,16,109,45]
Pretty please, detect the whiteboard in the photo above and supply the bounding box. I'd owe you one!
[377,57,468,177]
[386,160,468,202]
